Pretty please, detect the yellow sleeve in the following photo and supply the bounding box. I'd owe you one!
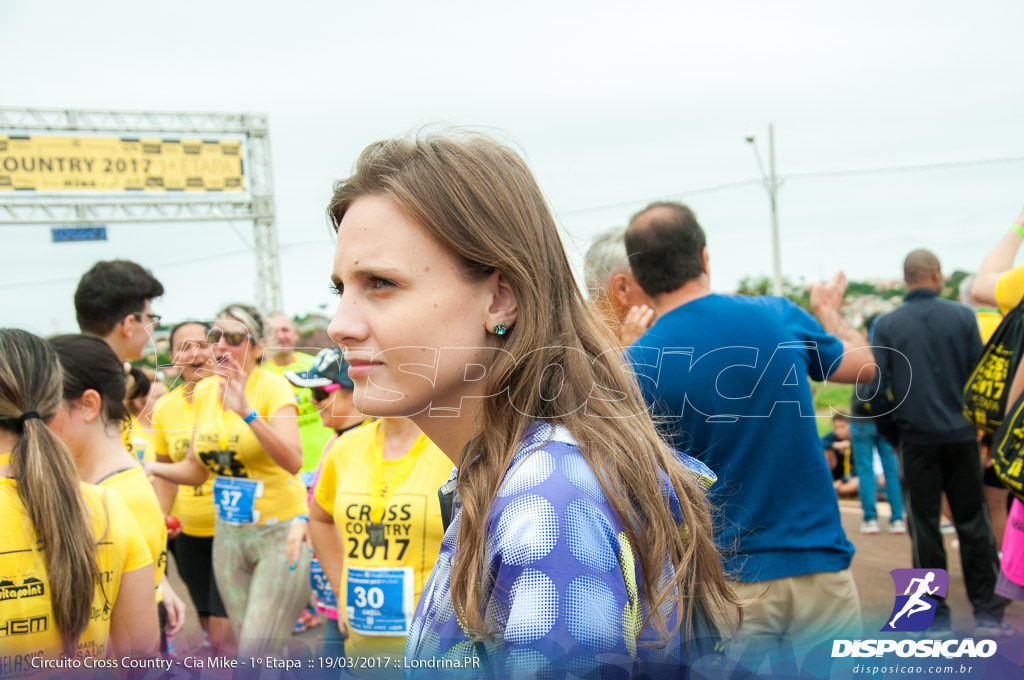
[105,489,154,573]
[313,443,339,515]
[256,369,298,418]
[995,263,1024,314]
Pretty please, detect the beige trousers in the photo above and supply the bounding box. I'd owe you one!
[728,569,862,671]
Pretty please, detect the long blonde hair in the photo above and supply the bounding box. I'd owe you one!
[0,329,99,654]
[328,133,741,643]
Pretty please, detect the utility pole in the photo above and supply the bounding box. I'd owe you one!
[746,123,784,296]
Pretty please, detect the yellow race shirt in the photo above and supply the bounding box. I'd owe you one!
[313,421,451,664]
[192,367,307,525]
[976,309,1003,344]
[995,264,1024,314]
[0,476,151,677]
[264,353,336,474]
[151,384,217,537]
[98,466,167,602]
[126,419,156,463]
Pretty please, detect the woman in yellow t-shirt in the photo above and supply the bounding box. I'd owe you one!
[48,334,186,655]
[150,320,236,655]
[309,417,451,675]
[0,329,158,675]
[146,303,312,657]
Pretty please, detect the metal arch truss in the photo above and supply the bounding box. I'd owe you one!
[0,107,283,313]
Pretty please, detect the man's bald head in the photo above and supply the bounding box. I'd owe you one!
[267,311,299,356]
[904,249,943,291]
[625,202,707,297]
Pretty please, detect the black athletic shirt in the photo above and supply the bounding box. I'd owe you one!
[872,288,983,445]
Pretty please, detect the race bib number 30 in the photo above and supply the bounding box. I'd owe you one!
[345,567,413,636]
[213,477,263,524]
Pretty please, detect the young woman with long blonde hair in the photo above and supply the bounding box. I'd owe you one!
[325,133,741,676]
[0,329,158,673]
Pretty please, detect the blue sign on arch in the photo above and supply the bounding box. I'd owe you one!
[51,226,107,243]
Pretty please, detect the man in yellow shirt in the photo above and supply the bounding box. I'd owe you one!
[263,312,335,478]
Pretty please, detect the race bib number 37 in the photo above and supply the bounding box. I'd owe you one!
[345,567,413,636]
[213,477,263,524]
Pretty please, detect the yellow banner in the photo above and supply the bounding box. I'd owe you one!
[0,135,245,192]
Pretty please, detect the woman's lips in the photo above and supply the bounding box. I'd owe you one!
[347,360,381,379]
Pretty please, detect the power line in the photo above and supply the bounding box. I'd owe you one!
[558,154,1024,218]
[0,249,253,290]
[557,178,760,217]
[0,237,335,291]
[787,154,1024,180]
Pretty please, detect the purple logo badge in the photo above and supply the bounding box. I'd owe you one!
[881,569,949,632]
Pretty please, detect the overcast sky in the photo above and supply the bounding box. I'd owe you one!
[3,0,1024,335]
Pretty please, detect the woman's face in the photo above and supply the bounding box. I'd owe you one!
[144,379,167,414]
[328,195,510,419]
[171,323,213,384]
[211,316,262,375]
[311,385,356,431]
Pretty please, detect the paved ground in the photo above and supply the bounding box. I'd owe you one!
[839,498,1022,635]
[164,498,1023,658]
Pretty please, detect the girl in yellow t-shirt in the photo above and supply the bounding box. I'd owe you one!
[48,334,186,655]
[145,304,311,657]
[0,329,158,675]
[308,417,452,675]
[125,366,167,463]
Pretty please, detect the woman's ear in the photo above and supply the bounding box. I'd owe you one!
[79,389,103,424]
[486,271,519,331]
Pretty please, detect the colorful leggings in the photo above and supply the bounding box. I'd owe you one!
[213,519,312,657]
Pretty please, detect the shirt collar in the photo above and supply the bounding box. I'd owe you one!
[905,287,939,302]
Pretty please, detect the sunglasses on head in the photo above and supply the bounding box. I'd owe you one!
[208,328,251,346]
[311,383,342,402]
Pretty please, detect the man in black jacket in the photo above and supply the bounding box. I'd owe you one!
[874,249,1008,637]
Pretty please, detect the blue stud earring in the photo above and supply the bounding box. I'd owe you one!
[493,323,508,336]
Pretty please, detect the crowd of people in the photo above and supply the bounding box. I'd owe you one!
[1,132,1023,678]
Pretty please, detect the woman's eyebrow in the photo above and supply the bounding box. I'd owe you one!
[348,265,406,280]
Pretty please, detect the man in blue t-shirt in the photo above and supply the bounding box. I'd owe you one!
[622,202,877,660]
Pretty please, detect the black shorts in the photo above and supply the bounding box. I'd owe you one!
[170,533,227,619]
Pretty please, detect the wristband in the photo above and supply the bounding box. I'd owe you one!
[1013,223,1024,239]
[243,410,258,424]
[295,515,309,523]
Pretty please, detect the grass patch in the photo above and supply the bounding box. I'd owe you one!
[812,381,854,436]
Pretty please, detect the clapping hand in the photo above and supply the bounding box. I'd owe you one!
[619,305,656,346]
[810,271,848,316]
[217,354,251,417]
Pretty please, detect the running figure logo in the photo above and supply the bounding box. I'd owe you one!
[881,568,950,632]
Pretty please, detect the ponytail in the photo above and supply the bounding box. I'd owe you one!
[0,329,99,654]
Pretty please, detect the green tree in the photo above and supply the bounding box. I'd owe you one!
[736,275,810,312]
